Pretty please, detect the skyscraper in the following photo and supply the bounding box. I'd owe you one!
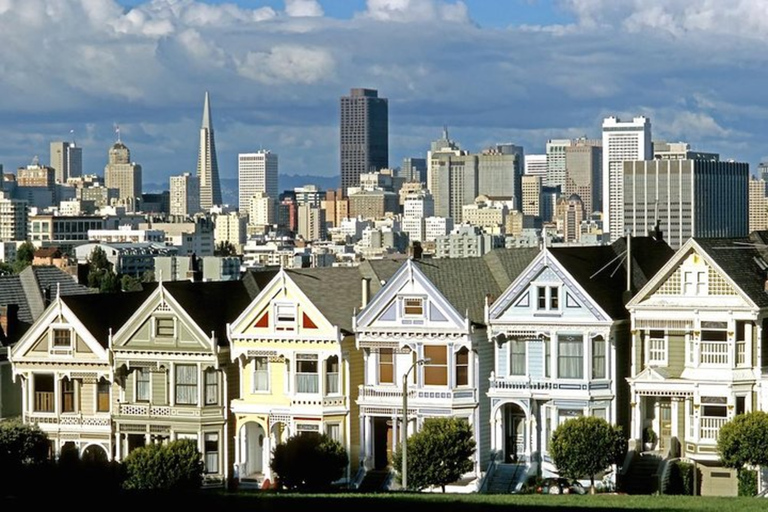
[170,172,200,217]
[104,138,142,211]
[602,116,652,241]
[564,138,602,215]
[238,150,278,212]
[340,88,388,196]
[197,91,222,210]
[50,141,82,183]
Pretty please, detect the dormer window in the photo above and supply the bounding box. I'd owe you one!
[155,317,175,338]
[53,328,72,348]
[403,297,424,317]
[275,303,296,331]
[681,254,708,296]
[536,286,560,312]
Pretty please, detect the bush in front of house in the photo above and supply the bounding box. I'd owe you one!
[270,432,349,491]
[122,439,204,491]
[738,468,758,497]
[0,419,51,496]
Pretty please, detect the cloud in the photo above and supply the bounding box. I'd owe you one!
[361,0,470,23]
[236,45,336,85]
[285,0,323,17]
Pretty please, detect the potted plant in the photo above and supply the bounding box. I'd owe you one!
[643,427,657,451]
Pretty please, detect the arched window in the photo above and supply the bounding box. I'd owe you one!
[326,356,339,394]
[455,347,469,386]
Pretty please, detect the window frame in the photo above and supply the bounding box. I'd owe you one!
[295,354,319,394]
[592,335,607,379]
[378,348,394,385]
[455,346,470,386]
[135,368,151,403]
[509,339,526,376]
[204,432,219,474]
[252,357,270,393]
[647,330,667,366]
[274,302,297,331]
[154,316,175,338]
[402,297,425,317]
[423,345,448,386]
[557,334,584,380]
[204,368,218,406]
[175,364,198,405]
[97,378,110,413]
[61,378,75,413]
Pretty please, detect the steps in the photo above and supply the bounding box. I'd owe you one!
[357,469,392,492]
[484,463,528,494]
[621,453,662,494]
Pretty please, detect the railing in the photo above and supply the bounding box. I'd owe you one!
[736,341,747,366]
[700,342,728,365]
[489,379,558,391]
[357,385,477,403]
[34,392,54,412]
[699,417,728,441]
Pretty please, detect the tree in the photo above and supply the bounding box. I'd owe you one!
[122,439,204,491]
[718,411,768,469]
[13,241,35,273]
[549,416,626,491]
[120,274,144,292]
[86,246,121,293]
[391,417,476,492]
[214,240,237,257]
[270,432,348,491]
[0,419,51,496]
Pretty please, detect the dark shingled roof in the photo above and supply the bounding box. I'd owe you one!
[62,287,156,347]
[549,236,674,319]
[285,267,365,334]
[694,235,768,308]
[163,280,257,346]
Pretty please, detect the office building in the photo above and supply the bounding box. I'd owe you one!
[545,138,572,188]
[348,190,399,220]
[402,190,434,243]
[478,144,523,207]
[524,154,547,177]
[400,157,427,183]
[214,212,248,254]
[624,159,748,249]
[749,178,768,233]
[555,194,585,243]
[297,204,325,241]
[564,138,602,215]
[197,91,222,210]
[340,88,388,196]
[104,138,142,211]
[602,116,652,241]
[170,173,200,217]
[653,141,719,161]
[0,191,28,241]
[50,141,82,183]
[248,191,276,228]
[238,150,278,213]
[521,175,541,217]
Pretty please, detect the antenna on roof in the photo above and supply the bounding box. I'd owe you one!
[114,123,121,143]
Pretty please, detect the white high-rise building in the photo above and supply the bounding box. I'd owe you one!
[0,191,28,241]
[524,154,547,177]
[248,191,275,228]
[402,191,434,243]
[545,139,572,188]
[238,150,278,213]
[170,173,200,217]
[602,116,652,242]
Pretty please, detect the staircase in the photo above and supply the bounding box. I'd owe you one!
[483,463,528,494]
[621,453,663,494]
[357,469,392,492]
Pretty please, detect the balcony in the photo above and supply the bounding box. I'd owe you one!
[357,385,477,407]
[698,416,728,442]
[34,392,55,413]
[700,342,729,365]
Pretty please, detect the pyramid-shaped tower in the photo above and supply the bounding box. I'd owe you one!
[197,91,222,210]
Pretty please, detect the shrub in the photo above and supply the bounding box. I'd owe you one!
[122,439,204,491]
[718,411,768,469]
[549,416,626,490]
[666,461,700,495]
[391,417,476,492]
[0,419,51,496]
[270,433,348,491]
[738,468,758,497]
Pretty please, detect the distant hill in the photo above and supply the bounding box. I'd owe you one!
[143,174,340,206]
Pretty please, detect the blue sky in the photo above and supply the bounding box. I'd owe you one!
[1,0,766,188]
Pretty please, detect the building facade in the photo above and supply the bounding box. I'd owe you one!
[239,150,278,214]
[170,173,201,217]
[50,141,82,183]
[104,141,142,211]
[340,88,388,196]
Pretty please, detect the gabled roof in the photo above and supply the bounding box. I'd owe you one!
[693,235,768,308]
[549,237,674,319]
[482,248,542,294]
[162,280,258,345]
[61,287,155,347]
[283,267,365,334]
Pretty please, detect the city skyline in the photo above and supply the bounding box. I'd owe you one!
[0,0,765,187]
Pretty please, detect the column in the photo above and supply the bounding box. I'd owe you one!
[392,412,398,450]
[358,414,366,469]
[631,393,642,441]
[671,399,680,442]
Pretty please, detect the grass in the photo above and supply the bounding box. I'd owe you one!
[59,491,764,511]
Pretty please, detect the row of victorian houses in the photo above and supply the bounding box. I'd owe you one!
[1,232,767,495]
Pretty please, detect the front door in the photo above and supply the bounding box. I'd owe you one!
[659,401,672,452]
[503,403,526,463]
[373,417,391,470]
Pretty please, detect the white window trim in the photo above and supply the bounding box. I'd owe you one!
[49,324,74,355]
[401,296,426,318]
[646,331,668,366]
[533,284,562,314]
[251,357,271,394]
[274,302,297,331]
[153,316,176,340]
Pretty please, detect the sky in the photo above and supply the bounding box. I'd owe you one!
[1,0,767,189]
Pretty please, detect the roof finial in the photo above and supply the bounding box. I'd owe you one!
[114,123,121,143]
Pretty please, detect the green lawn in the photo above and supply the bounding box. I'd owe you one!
[92,491,764,511]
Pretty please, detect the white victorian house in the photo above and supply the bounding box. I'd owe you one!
[626,236,768,496]
[485,237,672,487]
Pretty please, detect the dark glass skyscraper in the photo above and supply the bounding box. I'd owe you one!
[340,88,388,197]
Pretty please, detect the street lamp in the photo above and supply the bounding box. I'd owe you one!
[402,357,429,491]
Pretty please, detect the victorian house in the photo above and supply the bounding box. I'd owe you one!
[109,280,254,486]
[354,252,539,486]
[9,289,151,460]
[227,267,366,487]
[485,237,672,485]
[626,236,768,496]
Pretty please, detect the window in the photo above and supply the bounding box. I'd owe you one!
[296,354,319,393]
[97,379,110,412]
[62,378,75,413]
[403,297,424,316]
[544,337,551,378]
[204,368,218,405]
[34,374,54,412]
[52,328,71,348]
[593,408,606,420]
[536,286,560,311]
[155,317,174,338]
[592,336,606,379]
[326,356,339,394]
[455,347,469,386]
[325,423,341,443]
[558,408,583,426]
[424,346,448,386]
[275,303,296,331]
[175,364,198,405]
[683,269,707,295]
[558,334,583,379]
[135,368,150,402]
[550,287,559,310]
[204,433,219,474]
[736,396,746,415]
[700,323,728,365]
[252,357,269,392]
[509,339,526,376]
[648,330,666,365]
[537,287,547,309]
[379,349,394,384]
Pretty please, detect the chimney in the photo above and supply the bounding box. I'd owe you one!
[0,304,19,344]
[361,277,371,308]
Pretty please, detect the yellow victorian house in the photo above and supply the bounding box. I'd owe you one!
[227,267,366,487]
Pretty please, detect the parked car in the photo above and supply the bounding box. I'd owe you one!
[535,477,586,495]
